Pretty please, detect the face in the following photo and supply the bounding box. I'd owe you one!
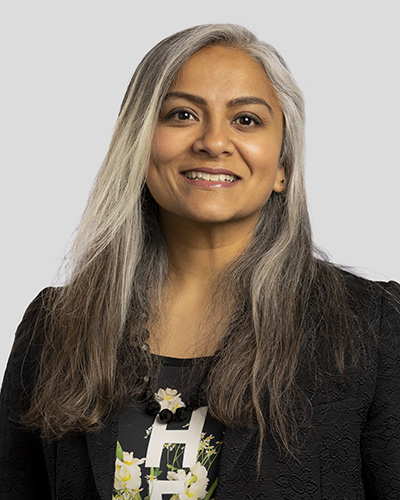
[147,45,285,229]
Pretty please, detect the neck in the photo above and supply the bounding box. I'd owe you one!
[147,212,257,357]
[160,211,257,287]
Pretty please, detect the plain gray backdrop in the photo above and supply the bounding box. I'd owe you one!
[1,0,399,382]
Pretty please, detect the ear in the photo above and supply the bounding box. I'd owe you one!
[273,166,286,193]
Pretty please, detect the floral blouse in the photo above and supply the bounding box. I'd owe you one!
[113,355,224,500]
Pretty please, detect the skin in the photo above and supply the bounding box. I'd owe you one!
[146,45,285,357]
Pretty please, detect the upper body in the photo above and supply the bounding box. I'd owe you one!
[1,275,400,499]
[1,24,400,499]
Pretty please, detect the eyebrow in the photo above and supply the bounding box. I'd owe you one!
[226,97,273,115]
[164,91,274,115]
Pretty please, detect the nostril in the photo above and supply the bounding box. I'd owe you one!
[192,136,234,158]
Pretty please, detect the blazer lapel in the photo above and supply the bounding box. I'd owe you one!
[216,426,258,490]
[86,419,118,500]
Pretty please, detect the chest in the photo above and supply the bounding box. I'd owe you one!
[41,359,376,499]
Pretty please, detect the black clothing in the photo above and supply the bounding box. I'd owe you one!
[1,275,400,499]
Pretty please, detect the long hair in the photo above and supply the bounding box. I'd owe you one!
[20,24,361,456]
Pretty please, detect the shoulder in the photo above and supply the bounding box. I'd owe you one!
[338,269,400,372]
[312,265,400,367]
[357,279,400,490]
[3,288,59,405]
[12,286,62,370]
[305,268,400,409]
[372,279,400,368]
[13,287,59,345]
[329,267,400,328]
[376,280,400,330]
[19,286,57,321]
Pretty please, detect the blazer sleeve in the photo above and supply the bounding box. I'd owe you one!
[361,281,400,499]
[0,289,52,499]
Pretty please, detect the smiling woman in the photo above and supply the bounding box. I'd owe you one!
[1,24,400,500]
[148,46,285,231]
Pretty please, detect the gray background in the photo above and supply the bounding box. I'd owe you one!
[1,0,399,382]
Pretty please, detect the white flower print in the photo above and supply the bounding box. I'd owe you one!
[155,387,186,413]
[167,468,188,482]
[115,399,222,499]
[167,462,209,500]
[114,458,143,491]
[190,462,208,483]
[113,443,145,499]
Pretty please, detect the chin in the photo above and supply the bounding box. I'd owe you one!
[186,213,246,226]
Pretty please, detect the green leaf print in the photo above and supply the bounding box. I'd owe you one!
[116,441,124,462]
[204,477,218,500]
[150,467,163,478]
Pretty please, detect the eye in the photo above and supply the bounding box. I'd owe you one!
[165,108,197,122]
[233,114,263,128]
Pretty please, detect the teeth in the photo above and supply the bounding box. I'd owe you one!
[184,171,238,182]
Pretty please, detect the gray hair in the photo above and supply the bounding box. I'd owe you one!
[25,26,357,461]
[69,23,308,315]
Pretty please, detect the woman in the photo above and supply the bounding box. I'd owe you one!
[1,24,399,499]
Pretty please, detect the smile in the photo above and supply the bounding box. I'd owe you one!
[183,170,238,183]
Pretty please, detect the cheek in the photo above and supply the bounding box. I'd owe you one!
[243,139,281,173]
[147,131,178,205]
[151,129,183,167]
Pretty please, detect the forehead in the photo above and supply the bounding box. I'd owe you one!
[168,45,279,107]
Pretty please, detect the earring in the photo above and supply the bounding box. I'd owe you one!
[280,179,286,187]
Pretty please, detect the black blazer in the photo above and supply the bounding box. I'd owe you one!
[1,276,400,499]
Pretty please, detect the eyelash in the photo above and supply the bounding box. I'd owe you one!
[164,108,263,127]
[165,109,198,121]
[232,114,263,127]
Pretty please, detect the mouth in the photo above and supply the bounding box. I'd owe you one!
[182,170,239,183]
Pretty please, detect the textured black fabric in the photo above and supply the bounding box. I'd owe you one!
[1,275,400,499]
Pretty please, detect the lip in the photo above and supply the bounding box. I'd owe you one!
[180,170,240,188]
[181,175,238,188]
[180,167,241,178]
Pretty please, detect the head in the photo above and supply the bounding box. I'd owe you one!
[146,44,286,230]
[95,24,306,249]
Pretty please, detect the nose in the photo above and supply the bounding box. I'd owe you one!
[192,120,234,157]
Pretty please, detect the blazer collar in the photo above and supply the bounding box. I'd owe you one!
[86,418,119,500]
